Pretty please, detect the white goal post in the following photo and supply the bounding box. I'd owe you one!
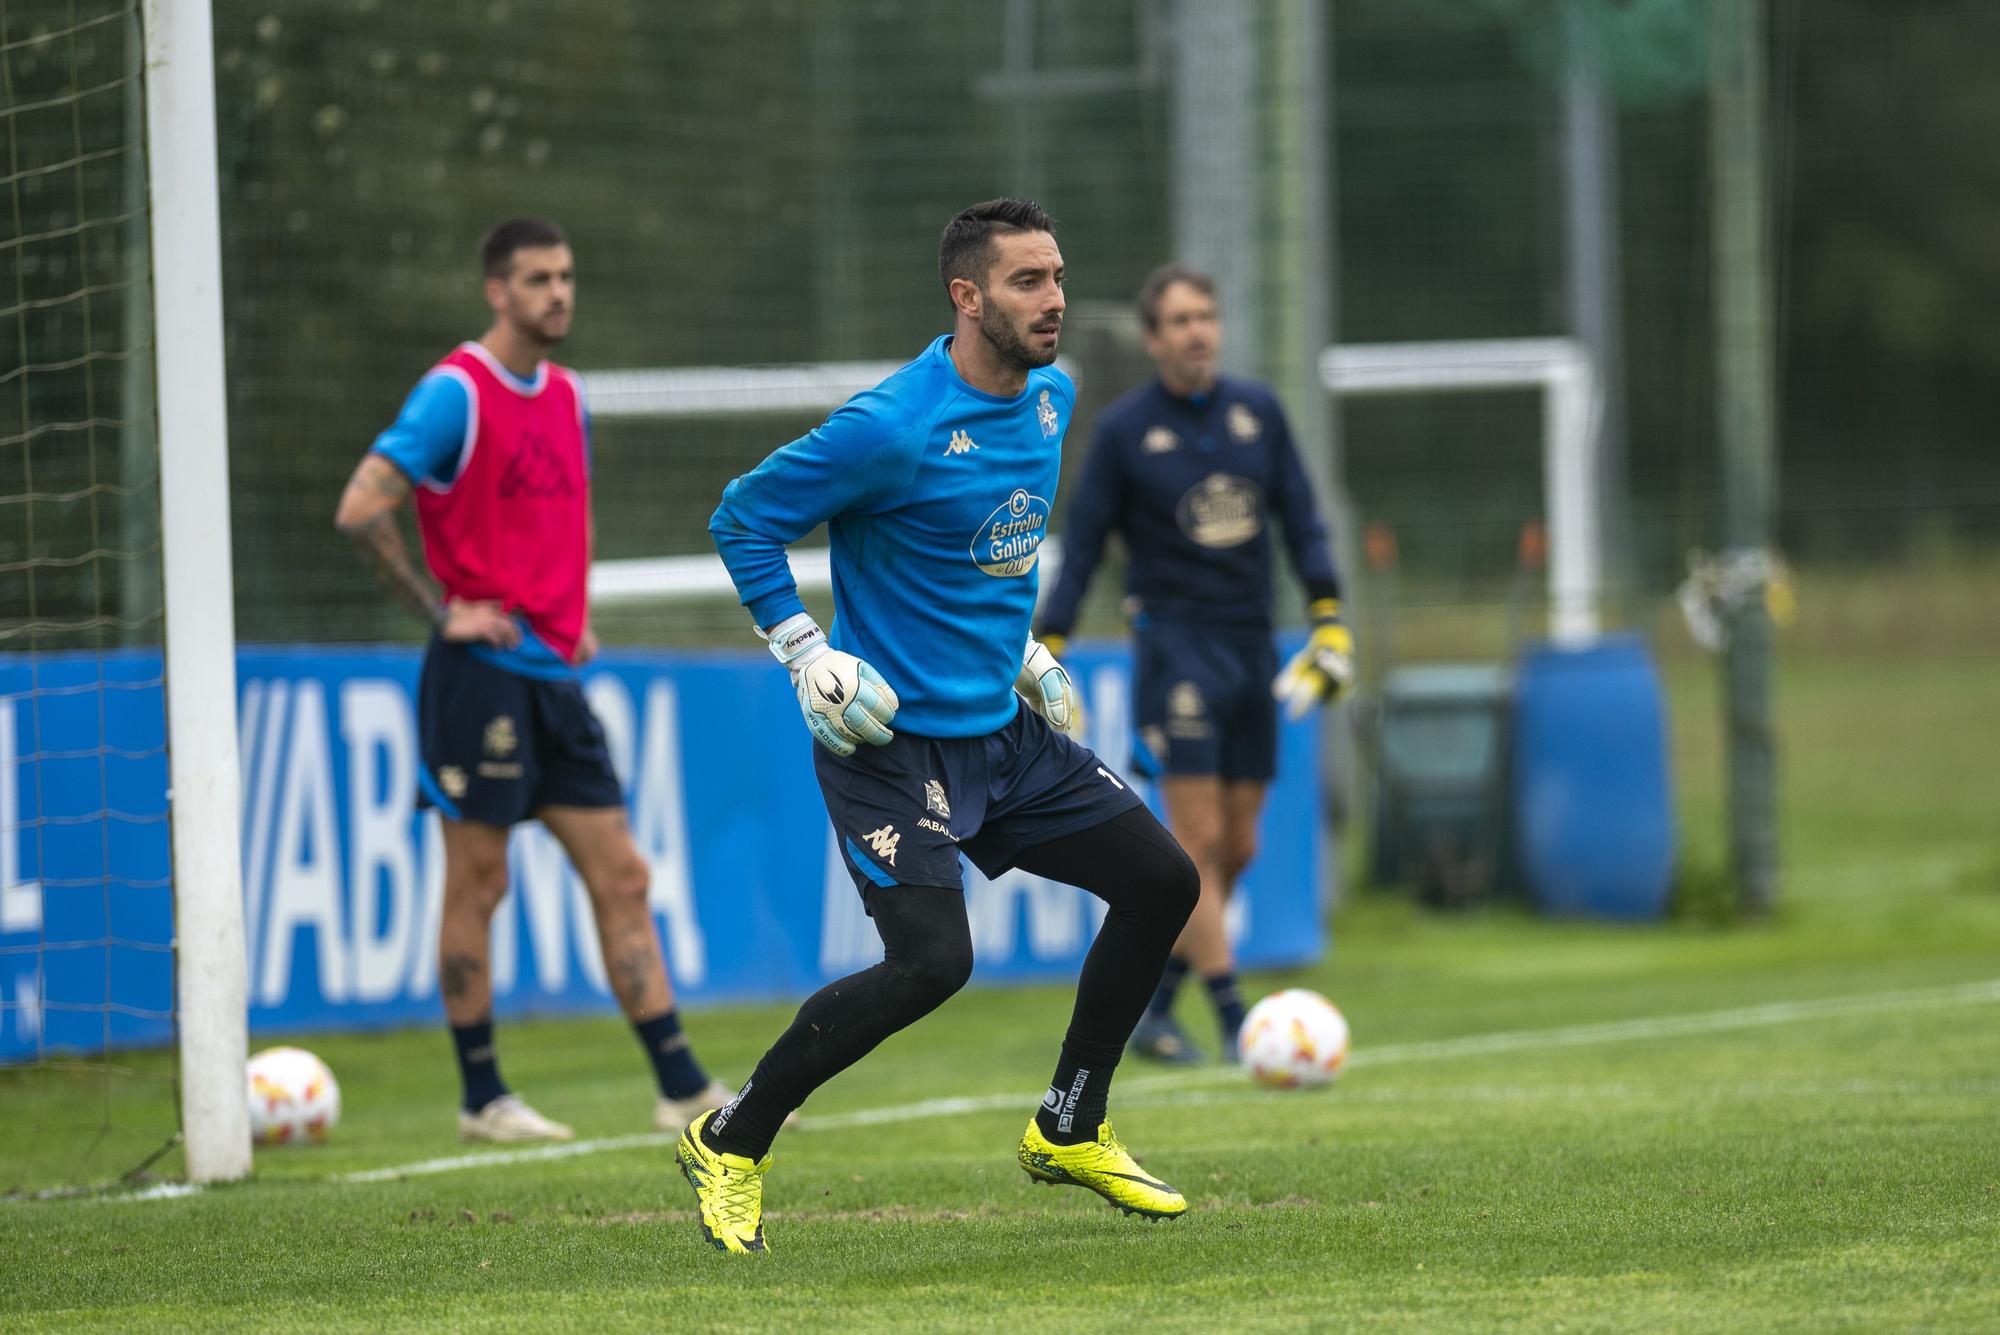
[584,341,1602,645]
[1320,338,1602,645]
[143,0,251,1184]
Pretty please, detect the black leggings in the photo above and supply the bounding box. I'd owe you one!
[702,804,1199,1160]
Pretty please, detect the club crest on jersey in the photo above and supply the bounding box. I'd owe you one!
[1036,389,1060,438]
[968,487,1050,577]
[1227,402,1263,443]
[1142,426,1180,454]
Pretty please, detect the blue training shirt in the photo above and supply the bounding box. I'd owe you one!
[1037,374,1341,635]
[372,370,474,488]
[711,334,1074,738]
[368,359,591,679]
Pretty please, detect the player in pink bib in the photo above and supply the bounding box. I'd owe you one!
[335,217,735,1143]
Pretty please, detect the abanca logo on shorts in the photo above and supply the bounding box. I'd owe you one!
[968,488,1050,577]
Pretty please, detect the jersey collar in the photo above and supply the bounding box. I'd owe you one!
[460,341,550,397]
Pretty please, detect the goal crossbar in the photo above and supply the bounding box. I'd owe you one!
[582,340,1601,644]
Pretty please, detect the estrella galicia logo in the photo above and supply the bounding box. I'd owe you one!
[968,488,1050,577]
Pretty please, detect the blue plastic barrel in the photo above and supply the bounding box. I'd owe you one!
[1511,634,1675,918]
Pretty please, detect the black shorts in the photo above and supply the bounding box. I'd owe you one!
[816,702,1146,894]
[416,639,623,827]
[1132,622,1279,784]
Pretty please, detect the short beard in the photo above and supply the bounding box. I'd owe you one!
[509,310,566,350]
[979,301,1056,372]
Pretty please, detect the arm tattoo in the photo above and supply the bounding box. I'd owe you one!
[338,466,446,630]
[348,512,446,629]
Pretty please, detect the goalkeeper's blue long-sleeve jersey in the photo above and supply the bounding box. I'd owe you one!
[710,334,1074,738]
[1037,374,1341,636]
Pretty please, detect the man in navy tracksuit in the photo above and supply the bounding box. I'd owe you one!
[1036,263,1354,1065]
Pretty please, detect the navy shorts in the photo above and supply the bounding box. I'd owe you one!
[416,639,623,827]
[1132,622,1279,783]
[817,702,1146,894]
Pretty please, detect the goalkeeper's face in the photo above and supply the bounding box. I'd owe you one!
[489,244,576,347]
[1144,280,1221,395]
[975,230,1066,373]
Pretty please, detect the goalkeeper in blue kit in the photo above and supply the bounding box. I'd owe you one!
[678,200,1200,1254]
[1036,263,1354,1066]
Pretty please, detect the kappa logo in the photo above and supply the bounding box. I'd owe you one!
[923,779,951,819]
[864,824,901,867]
[1142,425,1180,454]
[496,427,578,500]
[483,715,518,758]
[1036,388,1060,438]
[946,429,979,456]
[438,766,468,799]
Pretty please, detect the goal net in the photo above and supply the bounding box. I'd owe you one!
[2,0,247,1194]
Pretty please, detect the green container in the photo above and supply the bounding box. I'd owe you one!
[1369,664,1513,907]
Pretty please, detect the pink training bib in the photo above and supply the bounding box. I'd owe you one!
[414,343,590,661]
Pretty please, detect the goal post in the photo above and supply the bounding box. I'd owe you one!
[1321,338,1603,645]
[141,0,249,1184]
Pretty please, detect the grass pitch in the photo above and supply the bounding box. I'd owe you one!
[5,627,1999,1330]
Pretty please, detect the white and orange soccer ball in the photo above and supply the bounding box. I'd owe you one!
[245,1046,341,1146]
[1240,989,1351,1088]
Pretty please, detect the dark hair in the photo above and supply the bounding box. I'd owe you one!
[938,198,1057,301]
[1136,263,1217,330]
[481,216,569,278]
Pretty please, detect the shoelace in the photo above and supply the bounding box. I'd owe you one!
[711,1165,762,1228]
[1088,1121,1133,1168]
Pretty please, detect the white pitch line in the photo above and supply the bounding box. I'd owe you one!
[334,1132,673,1185]
[1121,976,2000,1097]
[76,975,2000,1201]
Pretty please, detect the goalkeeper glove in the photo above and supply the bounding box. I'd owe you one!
[1272,598,1355,720]
[761,613,899,758]
[1016,635,1084,738]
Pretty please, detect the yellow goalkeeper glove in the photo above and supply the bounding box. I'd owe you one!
[1273,599,1355,720]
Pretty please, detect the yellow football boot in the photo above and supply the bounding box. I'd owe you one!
[1017,1117,1188,1220]
[676,1110,772,1254]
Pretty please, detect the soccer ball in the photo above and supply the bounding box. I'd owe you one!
[1240,989,1350,1089]
[245,1046,341,1146]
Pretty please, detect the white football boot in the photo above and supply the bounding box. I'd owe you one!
[458,1093,574,1143]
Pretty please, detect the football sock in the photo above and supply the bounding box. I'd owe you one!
[633,1008,710,1100]
[703,884,973,1162]
[1009,805,1199,1139]
[1037,1043,1113,1145]
[1146,957,1189,1021]
[450,1017,508,1113]
[1205,971,1247,1048]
